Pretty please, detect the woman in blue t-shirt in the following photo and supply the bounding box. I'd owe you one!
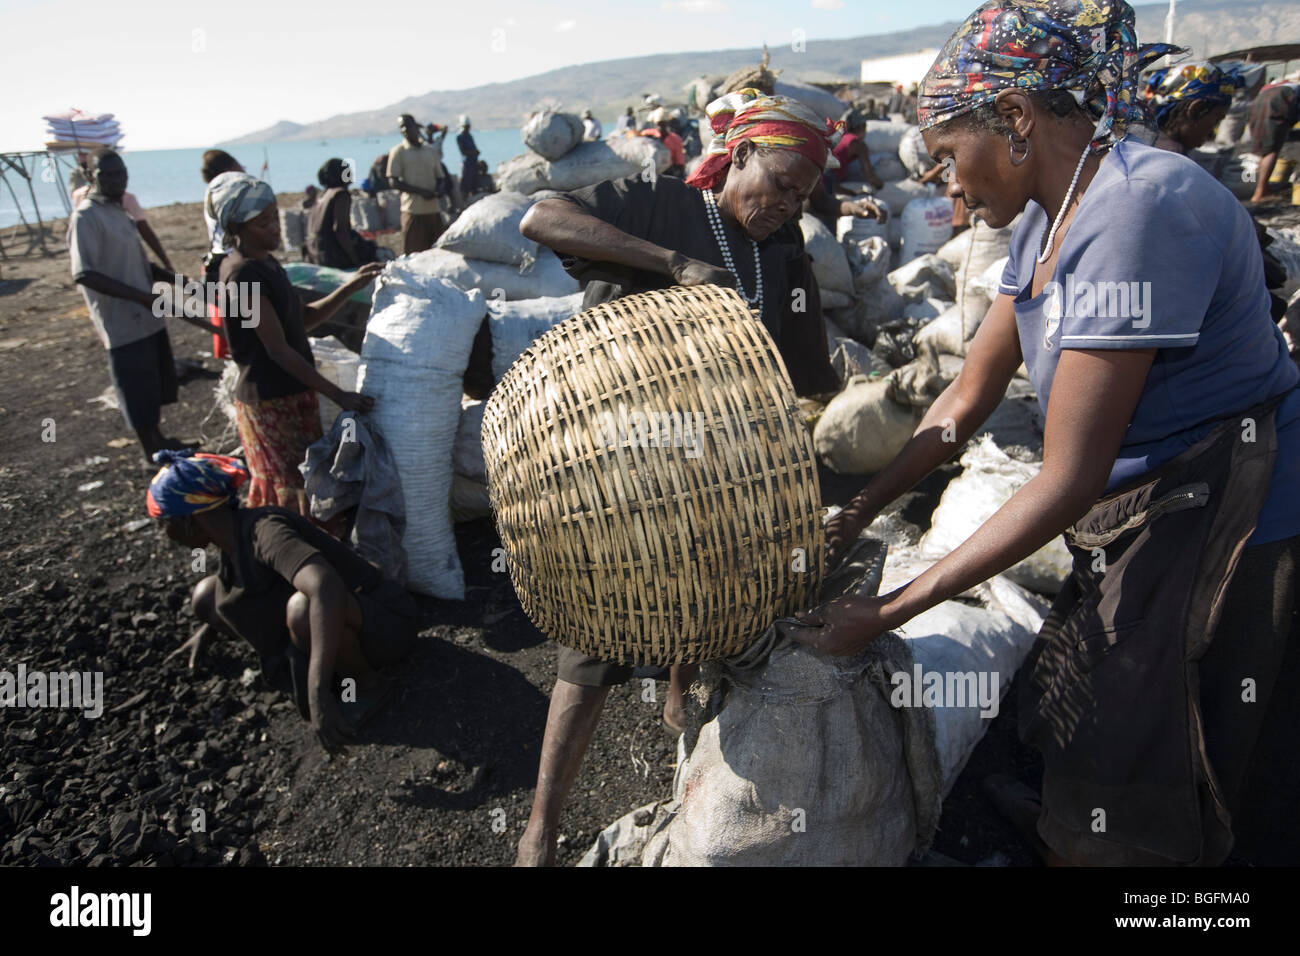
[793,0,1300,867]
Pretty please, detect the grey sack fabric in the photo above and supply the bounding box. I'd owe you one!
[300,412,408,584]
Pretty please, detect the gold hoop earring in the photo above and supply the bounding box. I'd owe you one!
[1009,134,1031,166]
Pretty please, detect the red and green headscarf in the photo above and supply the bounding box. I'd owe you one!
[918,0,1180,148]
[147,449,249,519]
[686,88,841,190]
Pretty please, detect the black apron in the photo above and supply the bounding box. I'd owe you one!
[1020,397,1282,865]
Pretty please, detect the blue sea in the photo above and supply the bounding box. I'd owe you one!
[0,128,525,229]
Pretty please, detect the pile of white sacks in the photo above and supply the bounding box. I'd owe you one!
[496,108,671,195]
[307,190,590,600]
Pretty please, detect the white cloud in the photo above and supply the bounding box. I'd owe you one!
[554,19,577,32]
[811,0,845,9]
[661,0,728,13]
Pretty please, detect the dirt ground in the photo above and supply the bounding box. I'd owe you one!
[2,190,1296,867]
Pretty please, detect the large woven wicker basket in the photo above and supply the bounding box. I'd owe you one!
[482,284,824,665]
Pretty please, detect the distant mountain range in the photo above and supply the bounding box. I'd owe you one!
[222,0,1297,145]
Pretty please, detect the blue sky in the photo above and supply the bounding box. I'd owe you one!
[6,0,1153,150]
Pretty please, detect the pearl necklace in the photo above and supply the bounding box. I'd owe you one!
[701,187,763,314]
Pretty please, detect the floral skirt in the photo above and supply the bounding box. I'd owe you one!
[234,390,322,516]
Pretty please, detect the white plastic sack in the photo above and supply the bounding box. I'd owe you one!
[453,397,487,483]
[405,247,579,301]
[800,213,853,296]
[888,254,955,302]
[279,209,306,250]
[814,375,922,474]
[310,336,361,433]
[378,190,404,231]
[350,195,382,232]
[497,136,669,195]
[912,307,965,357]
[772,80,847,123]
[870,153,909,183]
[900,195,954,263]
[356,265,487,599]
[838,204,891,246]
[485,291,585,382]
[1267,228,1300,301]
[523,109,585,161]
[890,563,1047,793]
[919,436,1072,595]
[902,296,951,323]
[845,234,892,292]
[873,178,931,225]
[898,126,932,177]
[863,120,912,155]
[437,191,539,266]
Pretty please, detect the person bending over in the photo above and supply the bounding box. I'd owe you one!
[151,450,420,751]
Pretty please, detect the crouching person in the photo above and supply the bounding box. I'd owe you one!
[147,449,420,751]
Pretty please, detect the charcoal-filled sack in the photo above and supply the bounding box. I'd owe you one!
[863,120,912,155]
[485,292,585,381]
[814,374,922,474]
[350,195,382,232]
[523,109,585,161]
[800,213,853,296]
[405,247,579,300]
[497,136,669,195]
[919,436,1071,595]
[437,191,539,266]
[309,335,361,433]
[279,209,306,250]
[898,126,933,177]
[356,264,487,599]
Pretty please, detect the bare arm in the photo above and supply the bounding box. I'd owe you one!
[291,556,355,752]
[825,293,1024,563]
[75,270,155,309]
[519,198,730,286]
[799,341,1156,656]
[302,261,383,330]
[136,221,174,273]
[249,291,348,401]
[881,346,1155,621]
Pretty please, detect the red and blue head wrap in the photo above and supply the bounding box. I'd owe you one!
[146,449,248,519]
[918,0,1181,148]
[686,88,842,190]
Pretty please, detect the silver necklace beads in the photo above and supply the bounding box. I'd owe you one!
[701,187,763,314]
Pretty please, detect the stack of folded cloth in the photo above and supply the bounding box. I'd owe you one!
[44,111,123,149]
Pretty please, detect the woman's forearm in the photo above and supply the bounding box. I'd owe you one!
[520,200,680,277]
[882,467,1094,625]
[843,375,996,521]
[304,281,365,329]
[269,343,343,400]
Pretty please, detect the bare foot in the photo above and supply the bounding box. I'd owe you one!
[514,825,556,867]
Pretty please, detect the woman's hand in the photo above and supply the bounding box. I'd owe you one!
[840,197,888,223]
[787,593,897,657]
[346,262,384,289]
[825,501,878,569]
[671,254,735,288]
[336,390,375,413]
[309,682,356,754]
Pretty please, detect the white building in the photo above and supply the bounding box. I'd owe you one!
[860,49,942,88]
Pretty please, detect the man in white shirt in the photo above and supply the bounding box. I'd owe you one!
[387,114,446,253]
[582,109,602,141]
[69,149,185,462]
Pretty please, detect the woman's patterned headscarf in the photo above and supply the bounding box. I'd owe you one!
[147,449,248,518]
[1145,62,1243,127]
[917,0,1180,147]
[204,171,276,240]
[686,88,841,190]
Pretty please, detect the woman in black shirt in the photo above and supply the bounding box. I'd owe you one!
[211,173,379,518]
